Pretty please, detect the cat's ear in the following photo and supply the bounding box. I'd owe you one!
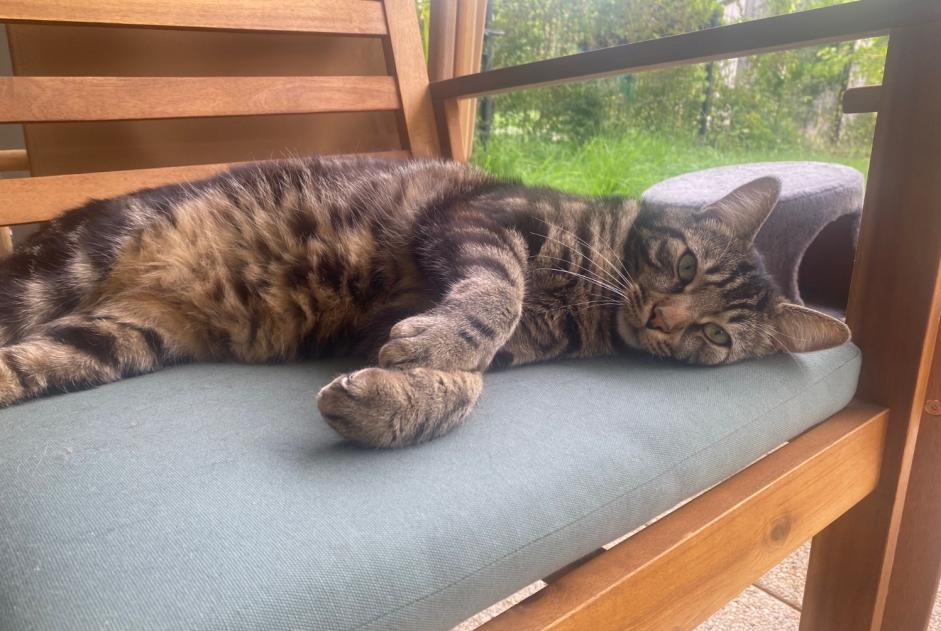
[772,303,850,353]
[700,176,781,242]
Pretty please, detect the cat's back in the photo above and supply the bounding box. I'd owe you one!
[126,155,493,244]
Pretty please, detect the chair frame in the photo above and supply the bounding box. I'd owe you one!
[1,1,940,628]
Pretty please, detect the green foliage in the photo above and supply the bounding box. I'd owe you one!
[482,0,886,156]
[415,0,430,56]
[472,130,869,198]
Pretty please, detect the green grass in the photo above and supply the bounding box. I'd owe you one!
[471,130,870,198]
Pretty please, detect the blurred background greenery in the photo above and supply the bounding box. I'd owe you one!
[417,0,884,197]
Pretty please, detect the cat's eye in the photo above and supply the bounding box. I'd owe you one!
[703,322,731,346]
[677,251,697,283]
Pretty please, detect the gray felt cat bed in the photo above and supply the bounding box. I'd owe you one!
[642,162,864,311]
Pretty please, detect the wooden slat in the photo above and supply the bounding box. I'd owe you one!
[0,0,387,36]
[843,85,883,113]
[0,148,28,171]
[430,1,939,100]
[0,151,410,226]
[5,25,399,176]
[479,402,887,631]
[0,76,400,123]
[800,16,941,631]
[381,0,443,158]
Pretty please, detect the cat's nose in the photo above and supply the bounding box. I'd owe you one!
[647,304,683,333]
[647,306,672,332]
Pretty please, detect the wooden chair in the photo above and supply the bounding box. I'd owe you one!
[1,1,940,628]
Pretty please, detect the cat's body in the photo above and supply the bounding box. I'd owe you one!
[0,156,849,446]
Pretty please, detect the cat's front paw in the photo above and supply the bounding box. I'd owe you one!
[316,366,482,448]
[378,314,491,371]
[317,368,414,448]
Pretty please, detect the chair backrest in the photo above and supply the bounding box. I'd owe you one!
[0,0,442,227]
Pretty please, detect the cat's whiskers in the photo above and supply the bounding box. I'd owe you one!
[544,299,622,314]
[742,321,797,359]
[534,217,634,287]
[534,232,631,294]
[546,217,634,283]
[536,254,630,297]
[531,267,630,301]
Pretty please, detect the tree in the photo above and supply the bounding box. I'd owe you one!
[479,0,885,156]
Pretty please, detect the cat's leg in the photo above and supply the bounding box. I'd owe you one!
[317,367,482,448]
[0,310,174,407]
[377,209,528,372]
[317,207,528,447]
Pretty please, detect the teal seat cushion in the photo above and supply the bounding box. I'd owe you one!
[0,345,860,631]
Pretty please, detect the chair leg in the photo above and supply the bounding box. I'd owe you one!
[799,17,941,631]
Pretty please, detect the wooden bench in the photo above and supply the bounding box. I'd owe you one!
[1,1,939,628]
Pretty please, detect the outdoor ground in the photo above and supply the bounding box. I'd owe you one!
[472,132,869,199]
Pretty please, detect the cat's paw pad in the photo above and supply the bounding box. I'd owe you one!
[379,315,485,371]
[317,368,407,448]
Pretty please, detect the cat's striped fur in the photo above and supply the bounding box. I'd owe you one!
[0,155,849,446]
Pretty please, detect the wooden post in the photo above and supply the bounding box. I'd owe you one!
[454,0,487,159]
[0,226,11,257]
[382,0,442,157]
[428,0,486,161]
[878,327,941,630]
[428,0,463,159]
[428,0,458,83]
[0,149,28,257]
[800,16,941,631]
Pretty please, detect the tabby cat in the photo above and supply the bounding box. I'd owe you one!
[0,156,849,446]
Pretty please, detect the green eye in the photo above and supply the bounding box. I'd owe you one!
[677,251,697,283]
[703,323,731,346]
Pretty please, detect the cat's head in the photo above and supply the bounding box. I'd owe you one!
[616,177,850,364]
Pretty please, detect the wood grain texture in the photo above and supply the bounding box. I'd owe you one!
[0,151,409,226]
[430,1,939,100]
[6,24,401,176]
[434,93,465,161]
[428,0,487,161]
[0,76,400,123]
[843,85,882,114]
[0,227,12,258]
[801,18,941,631]
[478,402,887,631]
[453,0,486,161]
[0,0,387,36]
[0,149,28,171]
[428,0,462,160]
[428,0,458,83]
[880,324,941,630]
[382,0,443,158]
